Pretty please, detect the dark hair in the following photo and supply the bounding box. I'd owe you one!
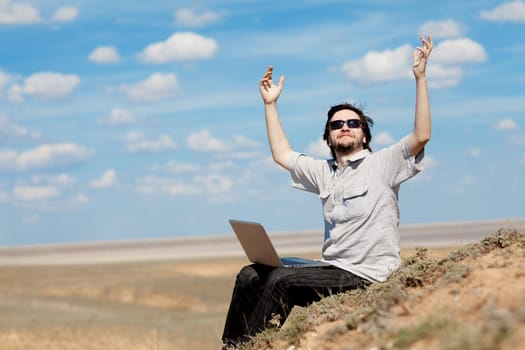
[322,102,374,159]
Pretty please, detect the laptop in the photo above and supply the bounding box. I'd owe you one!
[229,219,330,268]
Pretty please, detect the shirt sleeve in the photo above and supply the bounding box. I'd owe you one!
[289,151,324,194]
[377,135,425,187]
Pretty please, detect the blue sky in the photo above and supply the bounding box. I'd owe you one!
[1,0,524,246]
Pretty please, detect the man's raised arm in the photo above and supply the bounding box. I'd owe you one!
[260,66,293,170]
[407,35,433,156]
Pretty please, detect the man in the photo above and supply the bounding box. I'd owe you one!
[222,35,433,348]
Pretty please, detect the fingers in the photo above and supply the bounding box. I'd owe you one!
[415,47,425,58]
[417,35,433,59]
[413,49,421,62]
[262,65,273,80]
[425,35,433,48]
[419,35,432,48]
[277,75,285,87]
[260,66,273,90]
[260,65,284,90]
[412,49,423,68]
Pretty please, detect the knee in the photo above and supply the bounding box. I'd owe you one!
[265,269,293,293]
[234,265,260,289]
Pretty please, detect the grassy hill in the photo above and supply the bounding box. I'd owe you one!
[240,228,525,350]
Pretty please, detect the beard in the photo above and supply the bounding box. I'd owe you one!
[333,137,363,155]
[334,143,359,155]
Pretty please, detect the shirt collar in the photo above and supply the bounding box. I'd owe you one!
[330,149,370,169]
[348,149,370,162]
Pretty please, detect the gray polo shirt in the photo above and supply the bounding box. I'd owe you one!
[289,136,424,282]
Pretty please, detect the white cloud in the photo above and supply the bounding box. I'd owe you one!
[0,143,94,172]
[209,161,235,172]
[427,64,462,89]
[89,46,120,64]
[7,84,23,103]
[480,1,525,22]
[4,173,88,209]
[0,150,17,166]
[22,72,80,100]
[13,185,60,202]
[51,6,78,22]
[0,0,41,24]
[0,70,22,102]
[340,38,487,87]
[461,174,478,186]
[51,174,75,186]
[121,73,181,102]
[21,214,38,223]
[420,155,438,170]
[494,118,518,130]
[31,173,75,187]
[187,129,229,152]
[128,135,178,153]
[52,173,74,186]
[137,32,218,64]
[150,160,200,174]
[107,108,136,125]
[124,132,178,153]
[341,44,413,83]
[510,133,525,146]
[468,148,482,158]
[186,130,263,159]
[431,38,488,65]
[0,69,14,91]
[90,169,117,189]
[374,132,396,146]
[175,8,223,27]
[123,131,143,142]
[420,38,487,88]
[194,173,232,194]
[418,19,466,39]
[307,138,330,158]
[71,192,89,205]
[0,114,41,142]
[233,135,261,148]
[135,172,232,197]
[136,176,198,196]
[226,150,264,160]
[443,173,478,193]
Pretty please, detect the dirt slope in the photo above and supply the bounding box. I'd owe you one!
[245,229,525,350]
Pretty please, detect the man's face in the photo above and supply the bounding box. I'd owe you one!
[327,109,366,155]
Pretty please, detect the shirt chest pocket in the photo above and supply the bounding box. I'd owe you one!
[338,183,369,221]
[320,183,369,223]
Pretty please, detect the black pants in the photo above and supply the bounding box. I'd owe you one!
[221,263,370,346]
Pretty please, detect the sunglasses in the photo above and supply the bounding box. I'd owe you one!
[329,119,363,130]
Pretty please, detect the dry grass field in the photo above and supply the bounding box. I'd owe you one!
[0,229,523,350]
[0,257,247,350]
[0,249,456,350]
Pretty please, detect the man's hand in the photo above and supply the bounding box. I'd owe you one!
[259,65,284,105]
[412,35,433,79]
